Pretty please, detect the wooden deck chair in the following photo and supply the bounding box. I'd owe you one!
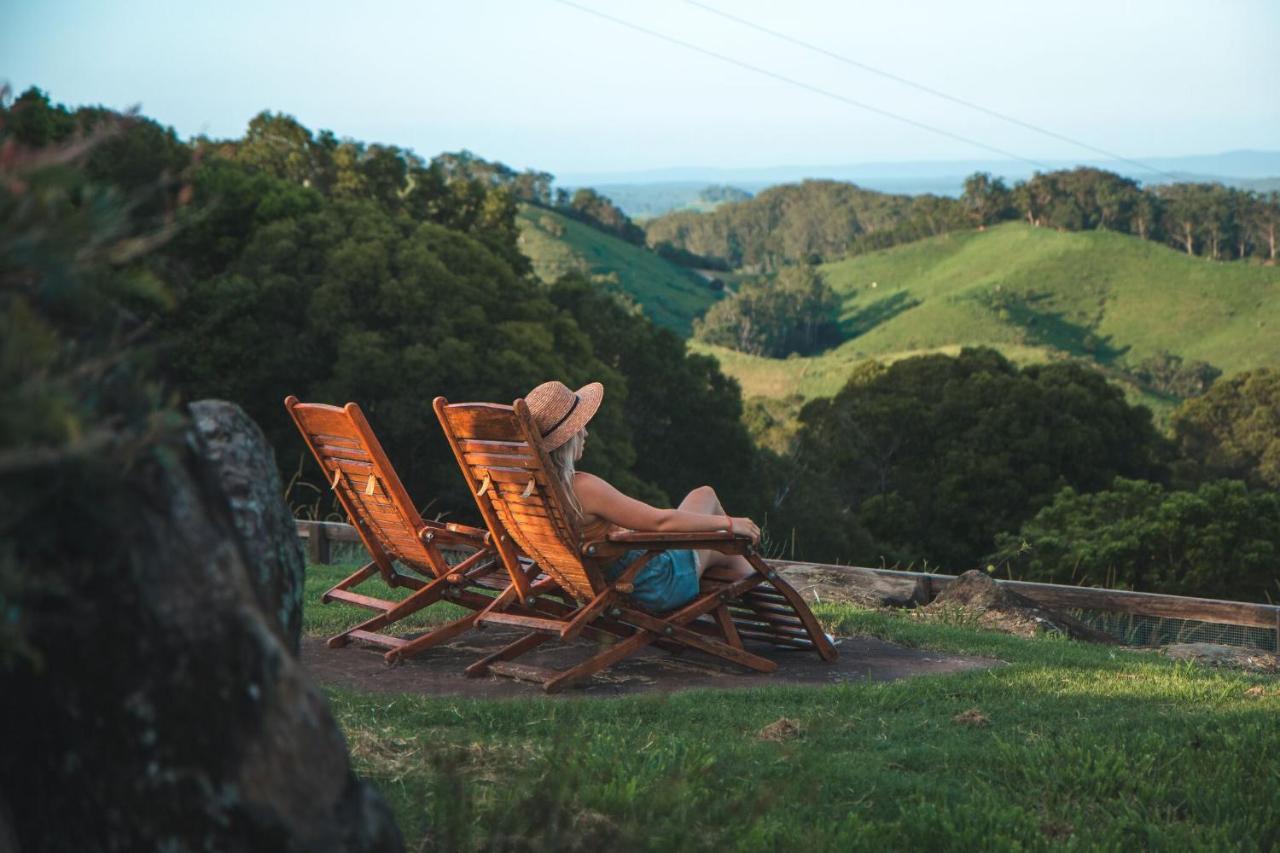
[285,396,514,664]
[433,396,838,693]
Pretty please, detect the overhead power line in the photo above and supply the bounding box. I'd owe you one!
[684,0,1179,180]
[551,0,1053,171]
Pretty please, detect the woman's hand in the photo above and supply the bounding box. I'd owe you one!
[729,516,761,545]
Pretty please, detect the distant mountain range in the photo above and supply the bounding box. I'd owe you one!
[560,150,1280,217]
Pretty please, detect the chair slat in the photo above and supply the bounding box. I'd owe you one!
[473,466,550,485]
[458,438,534,455]
[443,405,525,442]
[463,451,540,469]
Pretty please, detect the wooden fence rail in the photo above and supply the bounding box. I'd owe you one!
[296,521,1280,644]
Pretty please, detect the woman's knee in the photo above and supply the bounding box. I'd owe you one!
[689,484,717,502]
[680,484,721,513]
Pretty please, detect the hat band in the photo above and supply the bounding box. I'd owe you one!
[541,394,580,438]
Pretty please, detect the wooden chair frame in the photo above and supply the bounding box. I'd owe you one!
[286,396,515,664]
[433,396,838,693]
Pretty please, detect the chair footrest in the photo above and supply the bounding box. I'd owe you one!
[478,612,564,633]
[347,629,408,648]
[487,662,556,684]
[323,588,395,612]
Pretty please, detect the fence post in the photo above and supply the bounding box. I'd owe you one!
[306,521,331,565]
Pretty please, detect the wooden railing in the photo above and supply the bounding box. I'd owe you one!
[296,519,363,565]
[297,520,1280,645]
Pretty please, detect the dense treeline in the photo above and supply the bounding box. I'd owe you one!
[2,88,761,521]
[780,349,1173,567]
[645,180,919,271]
[6,86,1277,604]
[769,353,1279,601]
[644,169,1280,270]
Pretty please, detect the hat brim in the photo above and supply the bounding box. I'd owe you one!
[539,382,603,452]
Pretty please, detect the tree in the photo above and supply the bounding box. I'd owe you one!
[3,86,76,145]
[1171,368,1280,489]
[1248,190,1279,262]
[1131,188,1160,241]
[562,188,644,244]
[693,264,839,357]
[961,172,1011,230]
[1013,173,1055,227]
[995,478,1280,602]
[792,349,1172,568]
[1158,183,1217,256]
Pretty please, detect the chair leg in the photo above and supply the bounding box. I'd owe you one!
[621,607,775,674]
[541,631,658,693]
[465,630,553,678]
[322,561,378,603]
[541,578,775,693]
[385,610,482,665]
[713,603,744,650]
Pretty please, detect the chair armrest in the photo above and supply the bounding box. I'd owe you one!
[444,521,489,540]
[582,530,754,559]
[418,521,488,548]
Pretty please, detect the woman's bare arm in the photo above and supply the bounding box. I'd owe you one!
[573,472,760,543]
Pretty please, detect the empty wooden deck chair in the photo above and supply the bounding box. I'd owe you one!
[285,396,512,664]
[433,396,838,693]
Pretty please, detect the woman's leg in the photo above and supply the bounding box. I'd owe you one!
[678,485,753,580]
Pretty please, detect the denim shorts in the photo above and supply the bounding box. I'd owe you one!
[605,549,700,612]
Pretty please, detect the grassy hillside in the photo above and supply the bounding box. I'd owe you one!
[695,223,1280,417]
[516,204,718,336]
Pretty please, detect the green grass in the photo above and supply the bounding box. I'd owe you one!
[694,223,1280,418]
[304,562,472,639]
[306,562,1280,850]
[516,204,720,336]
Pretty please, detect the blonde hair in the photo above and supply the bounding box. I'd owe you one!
[548,429,585,520]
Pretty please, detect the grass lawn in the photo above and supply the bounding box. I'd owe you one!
[306,564,1280,850]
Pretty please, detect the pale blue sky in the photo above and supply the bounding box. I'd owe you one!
[4,0,1277,174]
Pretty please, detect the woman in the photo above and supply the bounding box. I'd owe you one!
[525,380,761,612]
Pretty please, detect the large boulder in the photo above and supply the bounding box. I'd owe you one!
[772,561,921,608]
[0,402,402,852]
[190,399,305,653]
[922,570,1118,643]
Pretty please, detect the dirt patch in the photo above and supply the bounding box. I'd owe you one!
[756,717,802,741]
[952,708,990,727]
[302,629,1000,699]
[1164,643,1280,673]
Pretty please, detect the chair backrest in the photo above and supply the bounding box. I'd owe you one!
[434,397,603,603]
[284,396,452,578]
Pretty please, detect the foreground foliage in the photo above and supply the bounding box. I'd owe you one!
[313,591,1280,851]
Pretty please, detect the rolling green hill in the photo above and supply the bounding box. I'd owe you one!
[516,204,719,336]
[692,223,1280,418]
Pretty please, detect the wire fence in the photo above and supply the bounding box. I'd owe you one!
[1070,608,1280,652]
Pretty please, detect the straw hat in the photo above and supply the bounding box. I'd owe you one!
[524,380,604,452]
